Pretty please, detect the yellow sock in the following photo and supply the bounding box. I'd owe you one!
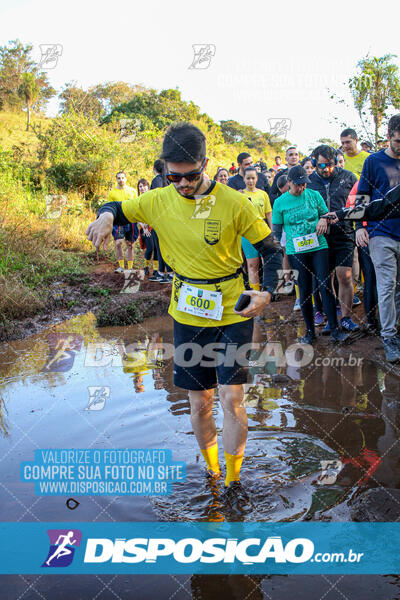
[153,261,159,271]
[354,283,357,294]
[127,260,133,269]
[295,285,300,299]
[251,282,260,291]
[118,259,124,268]
[224,451,244,487]
[145,259,150,267]
[200,443,221,475]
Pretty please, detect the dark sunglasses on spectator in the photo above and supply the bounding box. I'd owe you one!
[166,158,207,182]
[317,162,335,169]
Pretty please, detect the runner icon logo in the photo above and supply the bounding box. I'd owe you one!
[42,529,82,567]
[188,44,216,69]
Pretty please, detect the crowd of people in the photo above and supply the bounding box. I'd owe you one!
[106,118,400,362]
[87,117,400,502]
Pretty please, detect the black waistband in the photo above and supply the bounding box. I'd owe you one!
[174,268,243,285]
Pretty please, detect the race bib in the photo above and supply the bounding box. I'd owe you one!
[293,232,319,253]
[176,283,224,321]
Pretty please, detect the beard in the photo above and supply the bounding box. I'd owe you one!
[390,141,400,157]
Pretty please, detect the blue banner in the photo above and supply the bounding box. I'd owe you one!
[0,522,398,574]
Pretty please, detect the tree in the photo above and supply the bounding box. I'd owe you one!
[59,82,103,117]
[18,72,39,130]
[0,39,55,113]
[349,54,400,143]
[307,138,339,154]
[59,81,147,117]
[92,81,147,113]
[220,120,282,152]
[102,88,214,134]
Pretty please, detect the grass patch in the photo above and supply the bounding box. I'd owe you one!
[97,299,141,327]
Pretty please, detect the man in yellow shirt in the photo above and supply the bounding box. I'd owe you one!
[109,172,138,273]
[87,123,283,504]
[340,128,370,179]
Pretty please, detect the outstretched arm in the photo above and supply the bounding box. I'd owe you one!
[325,185,400,222]
[86,202,132,251]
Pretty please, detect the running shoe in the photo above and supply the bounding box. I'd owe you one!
[293,298,301,312]
[159,275,172,284]
[341,317,360,332]
[365,320,379,335]
[206,469,222,480]
[336,305,342,317]
[321,322,331,335]
[301,331,316,344]
[114,266,124,273]
[353,294,362,306]
[314,311,325,326]
[166,273,174,282]
[382,337,400,363]
[330,328,350,343]
[148,272,164,281]
[144,267,150,276]
[223,481,251,509]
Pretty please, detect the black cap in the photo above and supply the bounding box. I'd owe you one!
[287,165,311,185]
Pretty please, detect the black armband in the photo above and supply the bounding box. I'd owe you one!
[97,201,131,226]
[253,233,284,294]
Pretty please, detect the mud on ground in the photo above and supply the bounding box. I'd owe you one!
[0,260,171,342]
[0,259,395,376]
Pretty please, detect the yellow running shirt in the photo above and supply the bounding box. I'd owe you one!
[108,185,137,202]
[344,151,369,179]
[243,189,272,218]
[121,182,270,326]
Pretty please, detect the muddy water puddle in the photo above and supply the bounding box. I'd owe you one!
[1,311,400,598]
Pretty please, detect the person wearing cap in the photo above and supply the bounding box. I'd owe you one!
[272,165,349,344]
[361,141,373,153]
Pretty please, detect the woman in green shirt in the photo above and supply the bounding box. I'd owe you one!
[272,166,348,344]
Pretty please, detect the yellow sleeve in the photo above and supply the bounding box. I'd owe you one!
[236,195,271,244]
[121,188,157,225]
[263,191,272,214]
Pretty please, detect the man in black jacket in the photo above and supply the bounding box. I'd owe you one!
[228,152,271,196]
[307,145,358,332]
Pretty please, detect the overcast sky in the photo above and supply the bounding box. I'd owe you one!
[1,0,398,153]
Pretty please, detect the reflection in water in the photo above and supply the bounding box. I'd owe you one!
[2,313,400,596]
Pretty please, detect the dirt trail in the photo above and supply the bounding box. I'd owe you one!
[1,260,397,380]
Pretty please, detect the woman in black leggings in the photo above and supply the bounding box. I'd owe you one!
[272,166,349,344]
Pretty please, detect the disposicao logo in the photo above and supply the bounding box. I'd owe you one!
[42,529,82,567]
[83,536,315,564]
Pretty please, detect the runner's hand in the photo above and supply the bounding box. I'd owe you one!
[321,211,339,224]
[234,290,271,318]
[356,228,369,247]
[86,213,114,251]
[316,218,328,235]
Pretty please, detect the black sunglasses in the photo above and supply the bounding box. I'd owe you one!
[317,162,335,169]
[166,158,207,183]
